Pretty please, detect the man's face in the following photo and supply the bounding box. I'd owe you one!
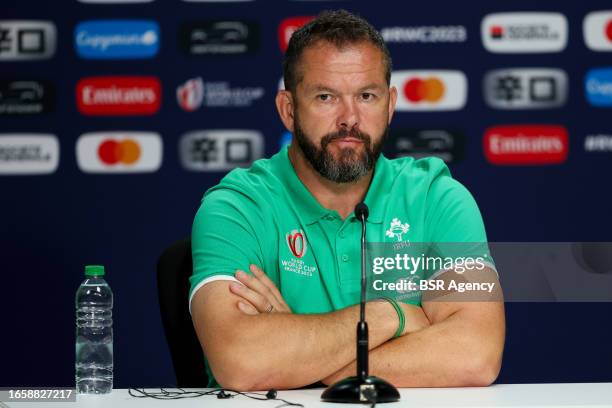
[291,40,396,183]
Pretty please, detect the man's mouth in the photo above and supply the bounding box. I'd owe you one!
[330,137,364,145]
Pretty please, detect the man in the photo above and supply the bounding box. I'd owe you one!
[189,10,505,391]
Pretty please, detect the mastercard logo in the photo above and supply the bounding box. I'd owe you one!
[76,132,162,173]
[391,70,467,111]
[98,139,141,165]
[403,77,446,102]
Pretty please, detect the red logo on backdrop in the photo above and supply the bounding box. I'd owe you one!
[76,76,161,116]
[98,139,141,166]
[403,77,445,103]
[278,16,315,52]
[490,25,504,39]
[484,125,568,165]
[607,19,612,42]
[286,229,308,258]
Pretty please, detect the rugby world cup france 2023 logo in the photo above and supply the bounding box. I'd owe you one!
[286,229,308,258]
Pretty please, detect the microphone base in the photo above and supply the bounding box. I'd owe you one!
[321,375,400,404]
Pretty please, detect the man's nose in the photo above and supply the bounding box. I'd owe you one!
[336,97,359,130]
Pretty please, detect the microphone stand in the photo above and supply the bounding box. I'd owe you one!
[321,203,400,404]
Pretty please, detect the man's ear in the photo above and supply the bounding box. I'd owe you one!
[388,85,397,124]
[275,90,295,133]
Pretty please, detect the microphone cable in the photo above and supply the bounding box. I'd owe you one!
[128,387,304,408]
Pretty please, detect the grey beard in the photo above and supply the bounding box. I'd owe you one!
[293,115,387,183]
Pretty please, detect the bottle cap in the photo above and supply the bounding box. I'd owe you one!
[85,265,105,277]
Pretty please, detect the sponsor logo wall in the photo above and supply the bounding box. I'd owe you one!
[2,9,611,176]
[2,2,612,391]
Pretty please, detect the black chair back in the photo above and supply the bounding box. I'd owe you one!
[156,237,208,387]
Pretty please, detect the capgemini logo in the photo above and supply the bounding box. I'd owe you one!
[75,20,160,59]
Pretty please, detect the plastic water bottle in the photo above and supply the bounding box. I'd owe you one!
[75,265,113,394]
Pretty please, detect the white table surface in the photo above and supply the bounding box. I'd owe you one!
[4,383,612,408]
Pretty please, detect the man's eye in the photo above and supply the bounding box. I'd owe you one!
[318,94,332,101]
[361,93,374,101]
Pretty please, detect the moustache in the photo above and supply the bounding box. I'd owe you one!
[321,129,371,148]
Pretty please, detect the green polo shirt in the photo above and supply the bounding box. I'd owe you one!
[189,145,493,387]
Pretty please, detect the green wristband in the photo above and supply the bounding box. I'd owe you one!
[381,297,405,338]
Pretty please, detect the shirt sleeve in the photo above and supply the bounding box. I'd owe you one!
[188,186,265,313]
[423,158,496,278]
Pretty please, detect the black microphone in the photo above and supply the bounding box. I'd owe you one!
[354,202,369,221]
[321,203,400,404]
[355,202,369,381]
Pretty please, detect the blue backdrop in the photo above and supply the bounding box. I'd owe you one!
[1,0,611,388]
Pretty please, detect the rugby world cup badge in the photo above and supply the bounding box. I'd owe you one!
[286,229,308,258]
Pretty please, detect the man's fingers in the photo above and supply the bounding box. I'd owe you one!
[249,264,284,303]
[249,265,292,312]
[229,281,269,312]
[237,301,259,315]
[232,266,292,314]
[235,269,275,302]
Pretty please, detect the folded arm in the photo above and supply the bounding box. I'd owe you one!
[191,279,406,391]
[322,268,505,387]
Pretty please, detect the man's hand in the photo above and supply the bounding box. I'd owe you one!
[230,264,293,315]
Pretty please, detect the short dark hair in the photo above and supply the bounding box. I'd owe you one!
[283,9,392,96]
